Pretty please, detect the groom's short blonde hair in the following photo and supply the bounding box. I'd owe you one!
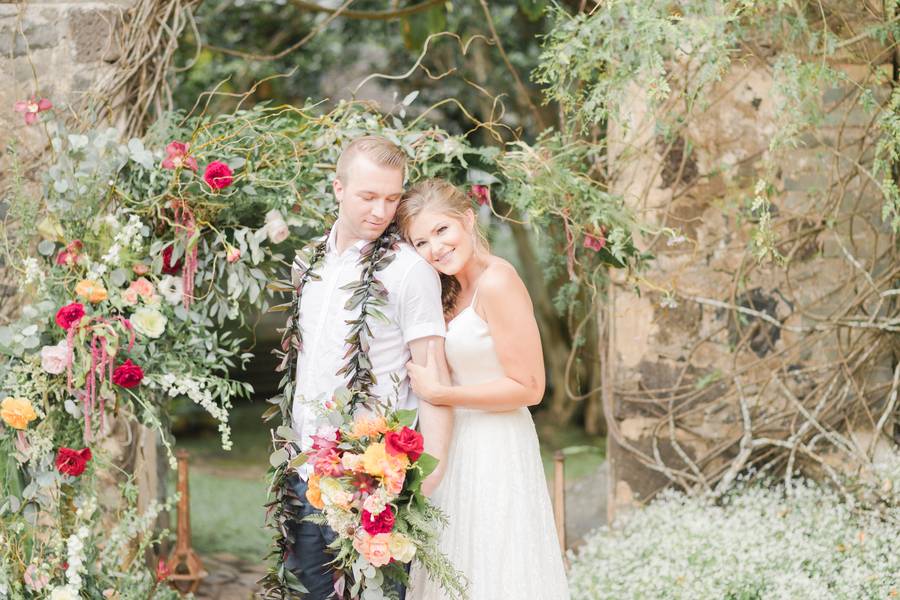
[336,135,407,183]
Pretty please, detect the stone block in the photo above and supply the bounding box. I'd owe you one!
[67,7,123,64]
[0,18,59,57]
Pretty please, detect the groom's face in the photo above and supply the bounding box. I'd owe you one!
[333,154,404,242]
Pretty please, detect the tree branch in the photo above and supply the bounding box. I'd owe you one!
[289,0,446,20]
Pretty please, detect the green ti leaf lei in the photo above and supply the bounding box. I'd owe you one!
[260,225,401,599]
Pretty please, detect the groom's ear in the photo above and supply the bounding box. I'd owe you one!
[332,178,344,203]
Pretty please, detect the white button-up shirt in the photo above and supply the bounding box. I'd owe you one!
[290,226,445,478]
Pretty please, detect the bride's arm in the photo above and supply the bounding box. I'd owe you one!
[408,336,453,496]
[407,263,545,412]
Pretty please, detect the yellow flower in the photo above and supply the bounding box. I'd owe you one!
[75,279,108,304]
[318,477,353,509]
[1,396,37,429]
[362,442,389,477]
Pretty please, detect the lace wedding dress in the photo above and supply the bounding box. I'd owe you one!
[408,294,570,600]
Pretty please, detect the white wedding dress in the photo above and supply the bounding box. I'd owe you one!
[408,293,570,600]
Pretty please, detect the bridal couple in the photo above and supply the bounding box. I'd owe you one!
[284,135,569,600]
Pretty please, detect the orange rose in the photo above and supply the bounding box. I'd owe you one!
[75,279,108,304]
[1,396,37,429]
[306,473,324,509]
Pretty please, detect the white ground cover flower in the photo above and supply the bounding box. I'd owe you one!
[569,481,900,599]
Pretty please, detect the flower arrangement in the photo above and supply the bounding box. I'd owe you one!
[274,388,466,600]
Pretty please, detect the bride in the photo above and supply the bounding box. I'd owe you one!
[397,179,570,600]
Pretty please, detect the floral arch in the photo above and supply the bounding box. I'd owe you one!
[0,97,633,596]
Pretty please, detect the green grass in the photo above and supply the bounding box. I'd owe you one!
[172,403,605,562]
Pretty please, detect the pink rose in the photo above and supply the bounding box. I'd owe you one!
[226,246,241,263]
[132,262,149,275]
[40,340,69,375]
[203,161,233,190]
[55,302,85,330]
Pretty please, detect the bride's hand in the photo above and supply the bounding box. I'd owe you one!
[406,340,443,402]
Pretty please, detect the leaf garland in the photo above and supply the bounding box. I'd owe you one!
[260,225,400,598]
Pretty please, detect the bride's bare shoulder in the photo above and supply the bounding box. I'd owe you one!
[478,257,527,299]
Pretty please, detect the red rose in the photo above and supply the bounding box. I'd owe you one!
[203,160,233,190]
[385,426,424,462]
[55,447,92,476]
[112,359,144,388]
[361,505,395,535]
[161,244,182,275]
[55,302,85,330]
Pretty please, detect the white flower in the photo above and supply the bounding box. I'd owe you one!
[40,340,69,375]
[265,210,290,244]
[49,586,78,600]
[157,275,184,305]
[130,307,167,338]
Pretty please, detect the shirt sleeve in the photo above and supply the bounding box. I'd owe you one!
[397,258,446,344]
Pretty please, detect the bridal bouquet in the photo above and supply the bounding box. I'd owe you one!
[273,388,466,600]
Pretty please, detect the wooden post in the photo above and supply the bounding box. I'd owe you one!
[553,450,568,567]
[166,449,207,594]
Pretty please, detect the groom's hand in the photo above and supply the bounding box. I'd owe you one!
[407,338,443,402]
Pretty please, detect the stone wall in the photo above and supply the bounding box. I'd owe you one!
[605,57,899,519]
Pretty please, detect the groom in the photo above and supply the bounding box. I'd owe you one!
[284,135,448,599]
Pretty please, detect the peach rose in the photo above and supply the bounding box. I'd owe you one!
[130,277,155,298]
[353,532,392,568]
[306,474,324,509]
[1,396,37,429]
[75,279,108,303]
[122,287,139,306]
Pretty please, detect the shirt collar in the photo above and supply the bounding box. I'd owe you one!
[327,220,374,256]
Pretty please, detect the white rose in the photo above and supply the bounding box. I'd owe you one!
[387,532,417,563]
[157,275,184,306]
[40,340,69,375]
[265,210,290,244]
[130,307,167,338]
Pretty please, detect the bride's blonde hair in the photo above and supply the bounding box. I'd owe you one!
[396,179,489,315]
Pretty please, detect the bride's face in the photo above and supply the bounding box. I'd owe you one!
[407,207,476,276]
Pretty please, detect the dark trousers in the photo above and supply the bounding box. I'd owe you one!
[284,475,407,600]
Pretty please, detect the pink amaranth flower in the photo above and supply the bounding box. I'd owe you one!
[203,161,233,190]
[161,141,198,171]
[14,96,52,125]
